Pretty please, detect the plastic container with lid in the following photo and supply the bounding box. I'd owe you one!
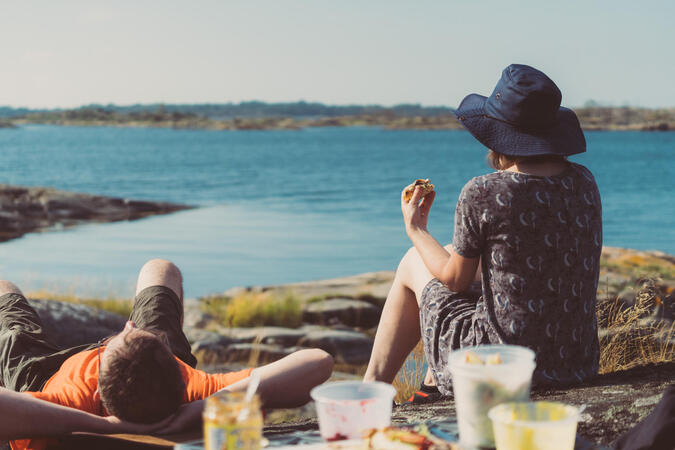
[310,381,396,441]
[488,401,580,450]
[202,391,263,450]
[448,344,536,448]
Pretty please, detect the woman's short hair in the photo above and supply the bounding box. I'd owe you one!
[487,150,567,171]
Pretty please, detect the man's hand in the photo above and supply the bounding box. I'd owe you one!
[401,185,436,234]
[101,414,175,435]
[151,400,205,435]
[100,400,204,436]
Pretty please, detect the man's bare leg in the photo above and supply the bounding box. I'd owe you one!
[224,349,334,408]
[0,281,23,297]
[135,258,184,325]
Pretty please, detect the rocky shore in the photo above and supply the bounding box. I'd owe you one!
[0,185,191,242]
[30,246,674,371]
[23,245,673,446]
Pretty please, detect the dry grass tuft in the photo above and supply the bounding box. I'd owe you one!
[597,277,674,373]
[392,341,426,403]
[201,291,302,328]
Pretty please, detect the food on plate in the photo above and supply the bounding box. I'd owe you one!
[403,179,435,203]
[364,424,458,449]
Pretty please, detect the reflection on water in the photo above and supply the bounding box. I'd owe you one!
[0,204,408,297]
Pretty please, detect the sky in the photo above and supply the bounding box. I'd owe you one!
[0,0,673,109]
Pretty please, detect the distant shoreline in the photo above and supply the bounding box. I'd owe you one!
[2,105,674,131]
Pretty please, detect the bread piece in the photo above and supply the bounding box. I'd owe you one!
[403,179,435,203]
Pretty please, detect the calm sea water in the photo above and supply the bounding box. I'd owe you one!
[0,125,673,297]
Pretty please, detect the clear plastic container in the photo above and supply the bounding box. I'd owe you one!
[310,381,396,441]
[203,391,263,450]
[488,401,580,450]
[448,344,536,448]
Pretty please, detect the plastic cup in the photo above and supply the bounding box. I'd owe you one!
[310,381,396,441]
[448,345,536,448]
[488,401,580,450]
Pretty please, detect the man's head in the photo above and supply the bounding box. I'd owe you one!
[98,321,185,423]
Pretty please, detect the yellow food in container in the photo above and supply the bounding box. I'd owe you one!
[488,401,580,450]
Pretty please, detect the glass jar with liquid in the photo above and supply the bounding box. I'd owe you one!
[203,391,263,450]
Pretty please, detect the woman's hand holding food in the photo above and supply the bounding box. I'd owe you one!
[401,179,436,234]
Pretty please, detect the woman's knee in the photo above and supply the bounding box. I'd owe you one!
[397,246,421,275]
[396,246,434,298]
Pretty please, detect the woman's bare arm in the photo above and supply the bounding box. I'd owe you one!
[402,187,479,292]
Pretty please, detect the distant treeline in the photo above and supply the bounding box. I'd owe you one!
[2,102,674,131]
[0,101,456,119]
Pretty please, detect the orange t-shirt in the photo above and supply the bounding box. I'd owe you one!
[11,347,252,450]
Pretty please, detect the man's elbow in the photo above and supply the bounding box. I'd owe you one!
[308,349,334,383]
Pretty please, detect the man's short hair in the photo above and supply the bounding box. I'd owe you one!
[99,332,185,423]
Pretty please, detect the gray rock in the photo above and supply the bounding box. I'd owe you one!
[28,299,126,348]
[616,287,637,307]
[223,343,304,364]
[302,298,381,328]
[219,327,306,346]
[298,329,373,365]
[185,328,234,348]
[189,330,236,365]
[183,298,214,329]
[0,184,191,242]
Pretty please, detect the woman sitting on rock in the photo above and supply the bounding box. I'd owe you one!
[364,64,602,402]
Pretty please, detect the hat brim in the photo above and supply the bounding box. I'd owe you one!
[454,94,586,156]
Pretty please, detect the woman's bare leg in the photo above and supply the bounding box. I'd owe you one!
[363,246,435,384]
[224,349,334,408]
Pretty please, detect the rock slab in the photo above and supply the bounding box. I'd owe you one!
[0,185,191,242]
[264,362,675,447]
[302,298,381,328]
[27,299,126,349]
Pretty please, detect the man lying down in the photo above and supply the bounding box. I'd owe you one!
[0,259,333,449]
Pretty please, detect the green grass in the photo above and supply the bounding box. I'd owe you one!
[201,291,303,328]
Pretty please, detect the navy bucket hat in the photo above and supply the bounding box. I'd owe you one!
[454,64,586,156]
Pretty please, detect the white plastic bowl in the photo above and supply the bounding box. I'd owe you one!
[310,381,396,441]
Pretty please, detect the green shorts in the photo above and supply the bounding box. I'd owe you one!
[0,286,196,393]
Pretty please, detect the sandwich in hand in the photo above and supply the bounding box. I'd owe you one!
[403,179,435,203]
